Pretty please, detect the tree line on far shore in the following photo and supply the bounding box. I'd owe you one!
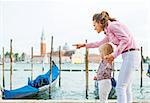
[3,52,27,62]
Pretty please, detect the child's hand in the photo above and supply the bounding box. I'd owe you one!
[93,76,97,80]
[104,54,114,64]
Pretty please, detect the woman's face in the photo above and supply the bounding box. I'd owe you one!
[93,20,103,33]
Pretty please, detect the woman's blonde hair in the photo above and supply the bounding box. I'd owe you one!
[93,11,116,30]
[99,43,113,57]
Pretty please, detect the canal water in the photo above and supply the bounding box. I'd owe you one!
[0,62,150,100]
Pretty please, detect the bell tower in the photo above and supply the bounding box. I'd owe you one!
[41,29,46,56]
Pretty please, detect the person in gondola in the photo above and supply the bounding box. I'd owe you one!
[73,11,141,103]
[32,75,49,88]
[146,65,150,77]
[96,43,114,102]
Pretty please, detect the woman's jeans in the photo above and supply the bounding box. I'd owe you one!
[117,51,141,103]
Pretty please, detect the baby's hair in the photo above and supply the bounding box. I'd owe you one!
[99,43,113,56]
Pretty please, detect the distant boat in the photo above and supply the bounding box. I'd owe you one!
[2,61,59,99]
[146,67,150,77]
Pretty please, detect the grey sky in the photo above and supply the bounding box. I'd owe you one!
[0,0,150,57]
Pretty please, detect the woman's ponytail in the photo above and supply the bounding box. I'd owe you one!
[92,11,116,29]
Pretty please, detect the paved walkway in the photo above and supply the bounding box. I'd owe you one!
[0,100,150,103]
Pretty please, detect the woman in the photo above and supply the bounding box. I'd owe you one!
[73,11,141,103]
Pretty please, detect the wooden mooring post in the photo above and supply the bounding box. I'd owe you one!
[31,47,33,81]
[42,58,44,73]
[140,47,143,88]
[59,46,62,87]
[112,62,115,78]
[10,39,13,90]
[2,47,5,89]
[85,40,89,99]
[49,36,53,99]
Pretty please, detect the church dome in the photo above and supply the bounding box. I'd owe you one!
[63,43,69,51]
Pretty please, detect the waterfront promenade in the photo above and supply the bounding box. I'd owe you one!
[0,100,150,103]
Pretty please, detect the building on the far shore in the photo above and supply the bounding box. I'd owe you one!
[32,29,101,64]
[32,30,75,64]
[71,52,100,64]
[88,54,100,63]
[0,55,2,65]
[32,29,47,63]
[71,50,84,64]
[0,55,1,62]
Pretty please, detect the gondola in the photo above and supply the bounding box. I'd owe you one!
[2,61,59,99]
